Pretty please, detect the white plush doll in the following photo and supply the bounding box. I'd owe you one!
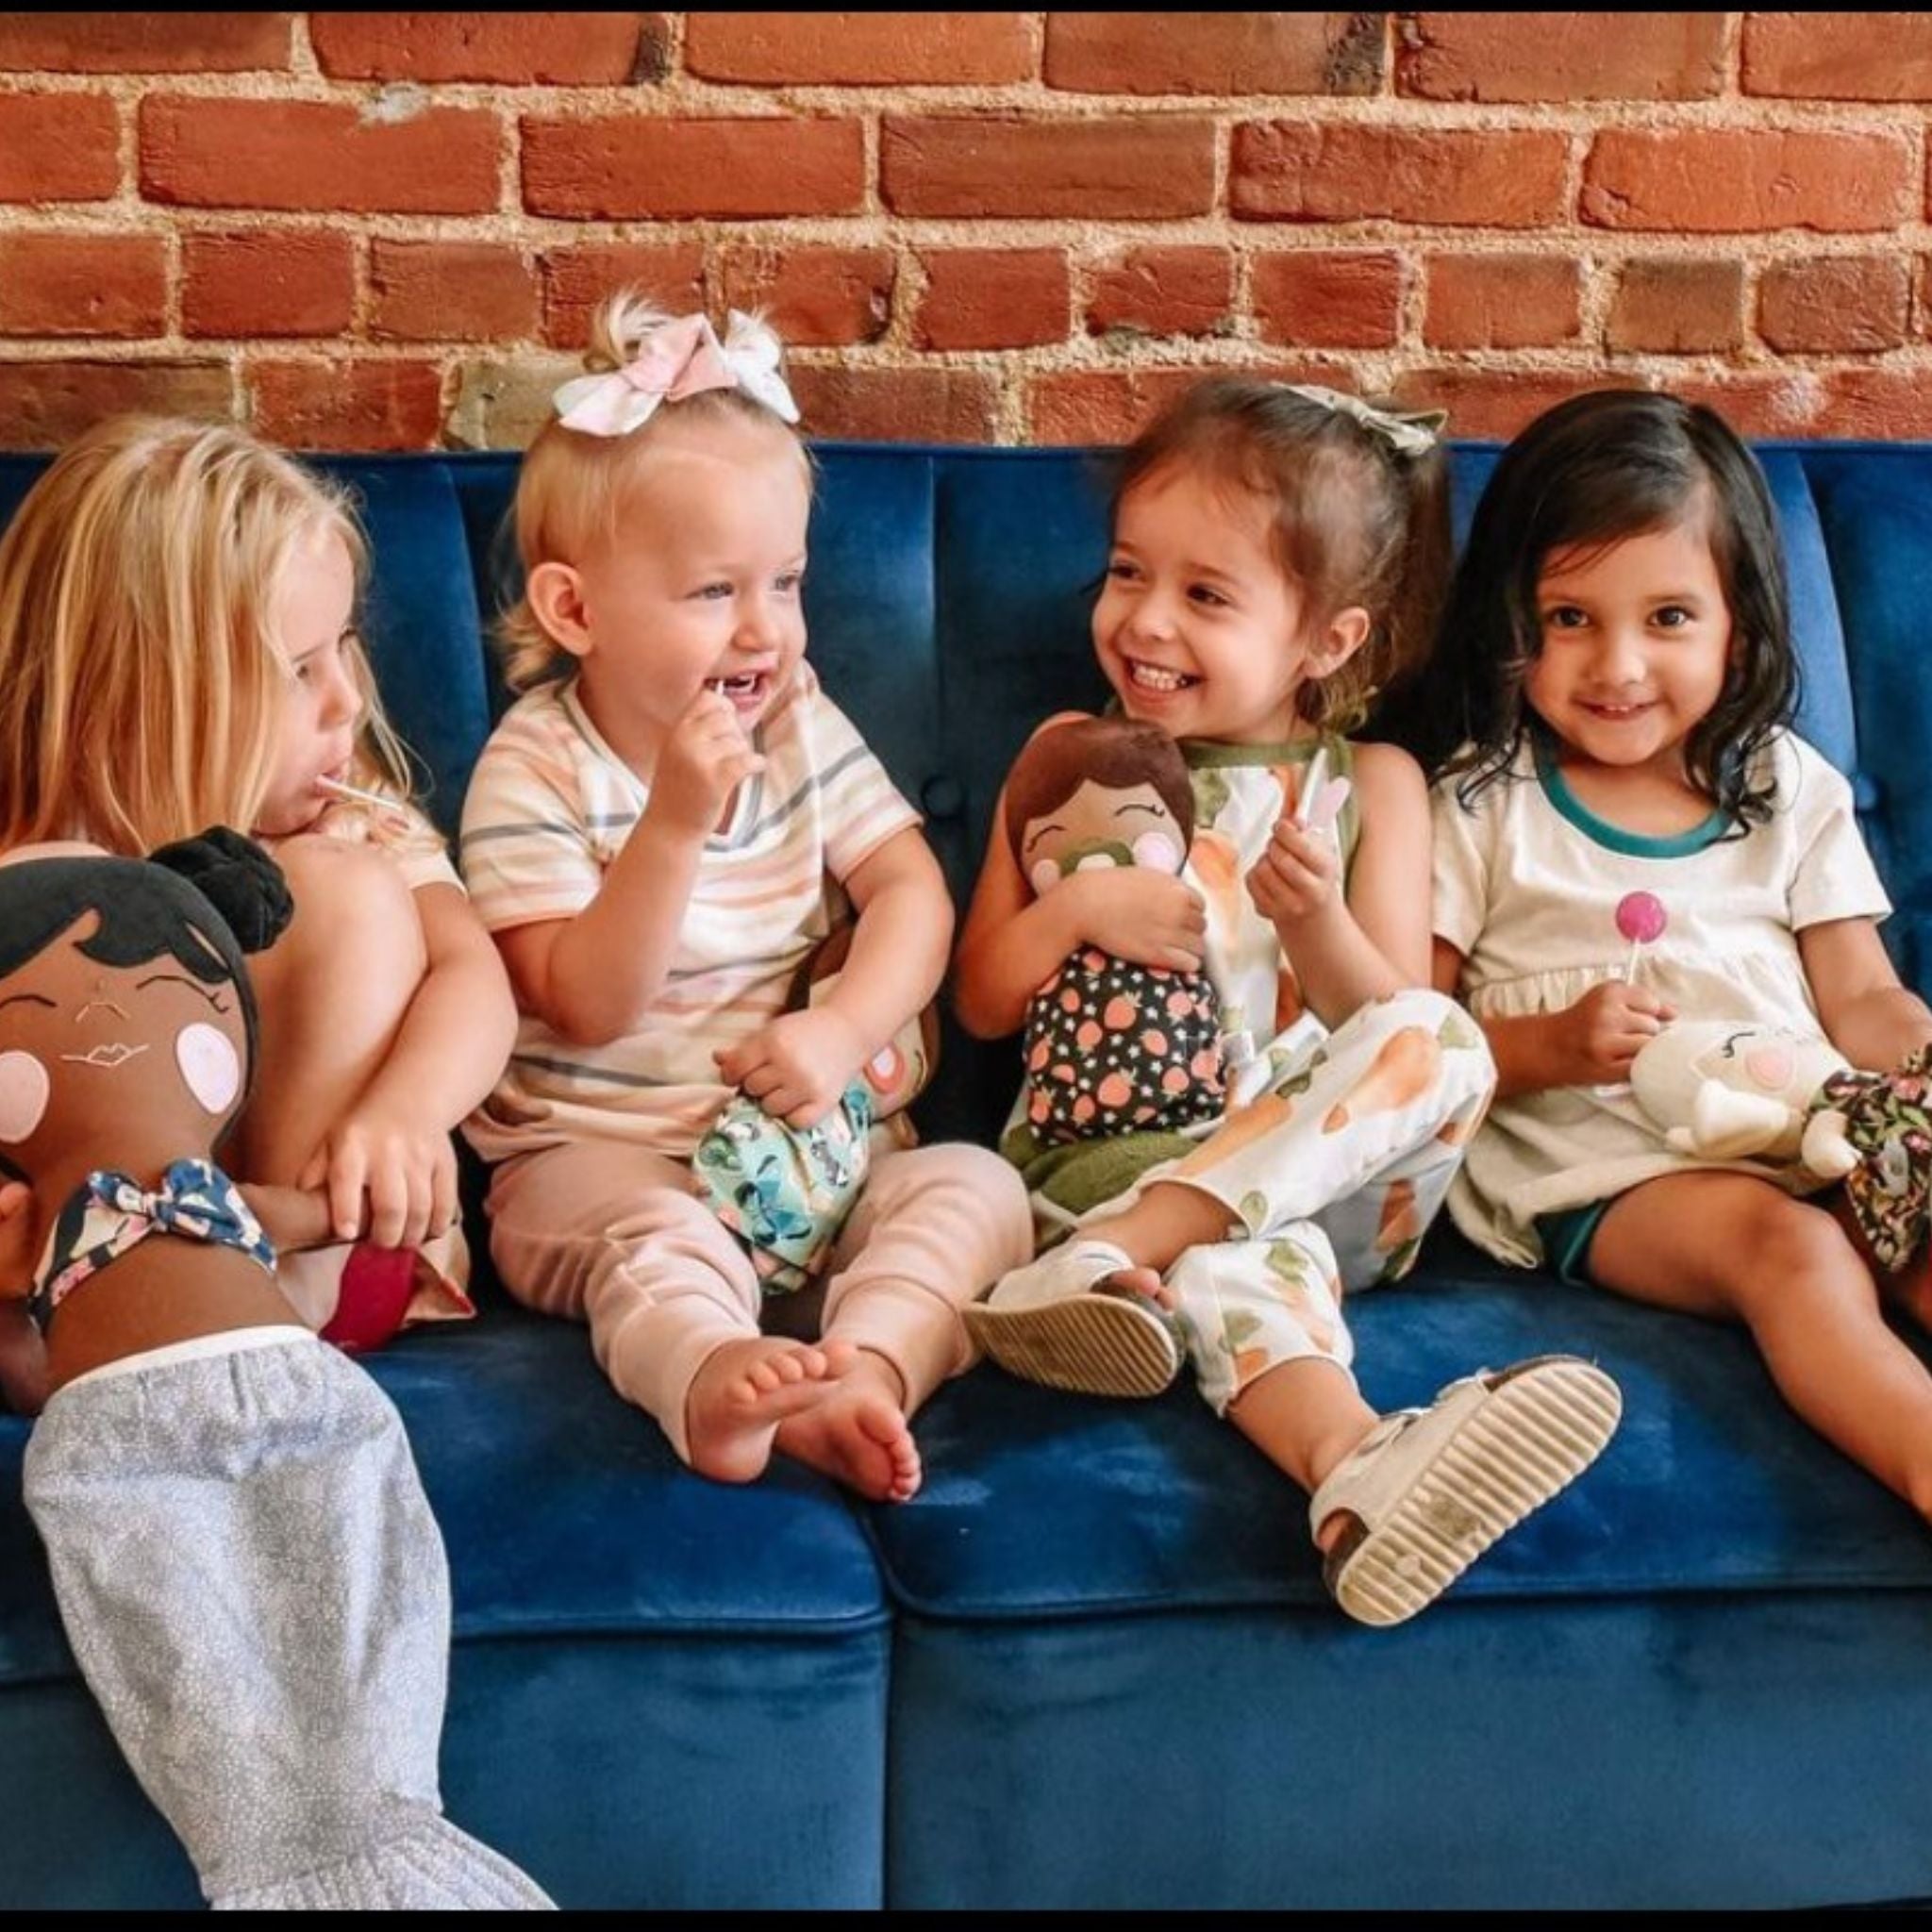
[1628,1021,1860,1180]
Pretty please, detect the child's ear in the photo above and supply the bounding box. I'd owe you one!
[1307,604,1372,678]
[525,561,595,660]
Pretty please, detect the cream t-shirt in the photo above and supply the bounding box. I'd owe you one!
[1432,730,1891,1266]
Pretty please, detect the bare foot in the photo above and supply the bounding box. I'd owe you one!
[774,1352,923,1503]
[684,1337,850,1485]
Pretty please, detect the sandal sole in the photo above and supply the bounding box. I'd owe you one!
[964,1293,1181,1399]
[1324,1356,1622,1629]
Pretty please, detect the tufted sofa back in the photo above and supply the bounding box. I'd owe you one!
[2,439,1927,1137]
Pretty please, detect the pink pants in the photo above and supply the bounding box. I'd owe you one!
[486,1138,1032,1464]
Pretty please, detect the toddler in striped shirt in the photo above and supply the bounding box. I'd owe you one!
[459,293,1030,1502]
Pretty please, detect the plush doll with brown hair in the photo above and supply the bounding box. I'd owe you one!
[1005,717,1226,1142]
[0,832,551,1911]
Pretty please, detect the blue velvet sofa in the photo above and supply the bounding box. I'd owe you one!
[4,438,1932,1910]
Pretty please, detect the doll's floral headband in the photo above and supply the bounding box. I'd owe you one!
[551,310,800,437]
[1279,383,1445,458]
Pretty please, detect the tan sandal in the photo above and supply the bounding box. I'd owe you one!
[1308,1356,1623,1628]
[965,1241,1183,1398]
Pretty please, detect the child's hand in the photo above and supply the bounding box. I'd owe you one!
[1245,816,1343,928]
[298,1108,459,1252]
[716,1008,869,1128]
[646,690,767,839]
[1559,981,1677,1085]
[1057,868,1206,973]
[239,1181,342,1255]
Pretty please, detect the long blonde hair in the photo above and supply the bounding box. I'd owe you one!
[497,291,808,692]
[0,416,416,854]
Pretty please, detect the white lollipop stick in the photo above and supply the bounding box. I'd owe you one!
[315,774,410,822]
[1293,748,1328,828]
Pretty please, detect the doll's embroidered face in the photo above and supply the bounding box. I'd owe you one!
[0,915,250,1171]
[1002,716,1197,899]
[1017,779,1188,898]
[0,861,258,1181]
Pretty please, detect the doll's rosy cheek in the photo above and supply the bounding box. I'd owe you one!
[1132,832,1181,873]
[1029,859,1062,897]
[175,1023,241,1116]
[1744,1045,1794,1091]
[0,1051,49,1143]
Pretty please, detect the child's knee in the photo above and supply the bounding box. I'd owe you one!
[1731,1193,1868,1315]
[871,1143,1033,1275]
[1386,987,1493,1085]
[270,836,425,982]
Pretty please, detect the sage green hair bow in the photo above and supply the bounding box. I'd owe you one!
[1278,384,1447,458]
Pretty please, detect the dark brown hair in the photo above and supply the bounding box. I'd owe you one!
[1113,377,1453,733]
[1004,717,1195,860]
[1407,388,1793,827]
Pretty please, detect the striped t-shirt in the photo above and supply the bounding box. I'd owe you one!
[458,664,922,1162]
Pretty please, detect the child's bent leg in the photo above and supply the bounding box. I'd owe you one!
[1166,1230,1619,1627]
[1073,989,1495,1291]
[228,837,426,1189]
[228,840,441,1328]
[1163,1224,1386,1522]
[487,1140,841,1483]
[777,1144,1031,1501]
[1165,1220,1357,1421]
[1591,1172,1932,1518]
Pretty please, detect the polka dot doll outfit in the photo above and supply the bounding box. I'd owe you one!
[1023,951,1224,1141]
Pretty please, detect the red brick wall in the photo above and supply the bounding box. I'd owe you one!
[2,11,1929,449]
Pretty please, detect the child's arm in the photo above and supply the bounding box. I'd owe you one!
[714,826,950,1125]
[1803,917,1932,1069]
[301,881,519,1248]
[495,690,762,1047]
[953,722,1208,1041]
[1431,937,1674,1098]
[1247,742,1434,1024]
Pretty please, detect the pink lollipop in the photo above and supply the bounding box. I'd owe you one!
[1615,890,1667,982]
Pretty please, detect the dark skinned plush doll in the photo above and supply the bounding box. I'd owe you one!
[0,833,552,1911]
[1005,717,1227,1141]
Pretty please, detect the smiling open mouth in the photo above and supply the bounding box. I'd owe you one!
[1125,658,1199,692]
[59,1043,149,1068]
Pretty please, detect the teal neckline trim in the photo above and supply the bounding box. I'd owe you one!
[1535,747,1731,858]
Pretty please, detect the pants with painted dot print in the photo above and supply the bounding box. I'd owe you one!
[1080,988,1495,1414]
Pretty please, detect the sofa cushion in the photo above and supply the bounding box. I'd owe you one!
[0,1303,885,1690]
[873,1232,1932,1619]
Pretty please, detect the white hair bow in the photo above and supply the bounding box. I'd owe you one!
[551,310,800,437]
[1279,384,1445,458]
